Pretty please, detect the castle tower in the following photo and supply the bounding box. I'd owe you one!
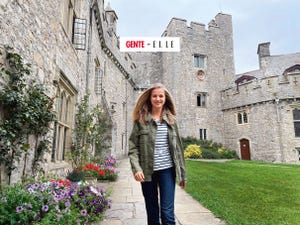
[105,2,118,38]
[160,13,235,142]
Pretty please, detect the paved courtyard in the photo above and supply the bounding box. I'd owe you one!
[96,158,226,225]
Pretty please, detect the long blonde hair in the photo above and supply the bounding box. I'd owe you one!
[132,83,176,124]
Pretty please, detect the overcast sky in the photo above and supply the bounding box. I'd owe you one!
[106,0,300,74]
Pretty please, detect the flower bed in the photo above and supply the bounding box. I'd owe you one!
[83,156,118,181]
[83,163,117,181]
[0,179,110,225]
[66,156,118,182]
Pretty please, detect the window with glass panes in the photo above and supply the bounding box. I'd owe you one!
[52,74,76,162]
[194,54,205,68]
[197,92,207,107]
[293,108,300,137]
[199,129,207,140]
[237,111,248,124]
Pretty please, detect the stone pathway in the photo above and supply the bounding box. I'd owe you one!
[96,158,226,225]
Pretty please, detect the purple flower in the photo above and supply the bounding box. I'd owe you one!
[81,209,87,216]
[40,183,49,192]
[54,194,63,202]
[96,206,103,213]
[92,199,99,204]
[42,205,49,212]
[32,183,40,189]
[78,190,85,197]
[57,214,62,221]
[27,187,34,193]
[16,206,23,213]
[69,189,77,196]
[65,200,71,207]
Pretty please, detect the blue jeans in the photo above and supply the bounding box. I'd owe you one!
[141,167,176,225]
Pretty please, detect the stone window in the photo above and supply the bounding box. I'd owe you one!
[62,0,86,49]
[237,113,243,124]
[237,111,249,125]
[196,92,207,107]
[94,58,103,95]
[52,74,76,162]
[62,0,76,39]
[293,108,300,137]
[199,129,207,140]
[194,54,205,68]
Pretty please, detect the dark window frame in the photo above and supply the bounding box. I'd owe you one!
[237,111,249,125]
[196,92,207,107]
[199,128,207,140]
[293,109,300,137]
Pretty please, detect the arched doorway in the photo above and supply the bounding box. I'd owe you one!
[240,139,251,160]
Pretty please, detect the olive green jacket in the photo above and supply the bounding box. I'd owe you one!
[128,113,186,182]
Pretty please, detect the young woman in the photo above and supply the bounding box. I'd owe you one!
[128,83,186,225]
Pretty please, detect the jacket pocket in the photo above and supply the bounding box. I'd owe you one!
[138,129,149,144]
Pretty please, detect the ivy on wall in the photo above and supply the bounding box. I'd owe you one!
[0,46,56,185]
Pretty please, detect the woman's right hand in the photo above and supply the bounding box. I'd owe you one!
[134,171,145,182]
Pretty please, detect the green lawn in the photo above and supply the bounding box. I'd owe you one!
[184,160,300,225]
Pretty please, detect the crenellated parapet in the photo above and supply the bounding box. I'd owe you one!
[221,71,300,111]
[163,13,232,37]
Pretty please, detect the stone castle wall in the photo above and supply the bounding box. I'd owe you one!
[0,0,86,182]
[0,0,137,183]
[222,71,300,163]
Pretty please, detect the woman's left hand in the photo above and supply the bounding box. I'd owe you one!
[179,180,186,188]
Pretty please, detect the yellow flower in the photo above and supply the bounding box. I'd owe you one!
[184,144,202,159]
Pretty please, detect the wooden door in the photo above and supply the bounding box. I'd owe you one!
[240,139,251,160]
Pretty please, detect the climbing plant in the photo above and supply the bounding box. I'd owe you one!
[70,94,93,167]
[91,105,111,158]
[0,46,56,184]
[70,95,111,168]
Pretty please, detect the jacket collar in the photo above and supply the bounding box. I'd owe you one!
[145,112,171,125]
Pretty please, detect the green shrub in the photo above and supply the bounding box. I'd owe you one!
[219,149,238,159]
[201,148,220,159]
[66,169,85,182]
[184,144,202,159]
[182,137,237,159]
[182,136,200,150]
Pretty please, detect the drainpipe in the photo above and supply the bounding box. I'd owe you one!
[275,98,284,162]
[125,80,128,155]
[85,1,93,95]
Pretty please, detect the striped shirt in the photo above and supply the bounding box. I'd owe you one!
[153,119,173,171]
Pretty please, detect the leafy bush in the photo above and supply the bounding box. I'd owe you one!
[182,137,237,159]
[201,147,220,159]
[182,136,200,150]
[0,179,110,225]
[66,169,86,182]
[184,144,202,159]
